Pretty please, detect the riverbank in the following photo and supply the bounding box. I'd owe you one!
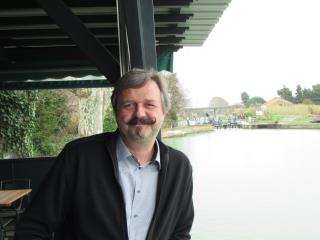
[245,123,320,129]
[162,125,214,138]
[162,123,320,138]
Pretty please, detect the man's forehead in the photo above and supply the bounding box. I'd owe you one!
[118,84,161,103]
[121,81,160,94]
[120,97,158,102]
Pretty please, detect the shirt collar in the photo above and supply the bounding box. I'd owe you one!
[116,135,161,168]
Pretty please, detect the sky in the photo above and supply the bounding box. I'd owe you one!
[173,0,320,107]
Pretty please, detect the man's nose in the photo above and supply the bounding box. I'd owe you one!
[135,104,146,118]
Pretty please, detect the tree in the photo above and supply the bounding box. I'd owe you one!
[241,92,250,107]
[103,104,117,132]
[311,84,320,104]
[301,84,320,104]
[0,91,37,158]
[246,96,266,106]
[103,88,117,132]
[209,97,229,108]
[32,90,70,156]
[277,85,294,102]
[294,85,303,103]
[302,88,313,102]
[75,88,105,137]
[159,71,186,127]
[239,92,266,107]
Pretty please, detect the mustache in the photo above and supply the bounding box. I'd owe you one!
[127,117,156,125]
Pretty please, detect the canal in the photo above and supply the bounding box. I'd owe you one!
[163,129,320,240]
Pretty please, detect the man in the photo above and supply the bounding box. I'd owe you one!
[16,68,194,240]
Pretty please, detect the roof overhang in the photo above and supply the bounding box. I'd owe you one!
[0,0,232,90]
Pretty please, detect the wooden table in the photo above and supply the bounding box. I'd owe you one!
[0,189,32,207]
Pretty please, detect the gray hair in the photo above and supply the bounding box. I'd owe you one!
[111,68,170,114]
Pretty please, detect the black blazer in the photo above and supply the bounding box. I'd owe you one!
[15,131,194,240]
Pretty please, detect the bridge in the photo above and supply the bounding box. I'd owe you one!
[183,106,235,119]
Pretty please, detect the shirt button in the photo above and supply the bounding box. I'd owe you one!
[133,214,138,218]
[137,190,141,193]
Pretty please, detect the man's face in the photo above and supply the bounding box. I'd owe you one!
[116,80,165,145]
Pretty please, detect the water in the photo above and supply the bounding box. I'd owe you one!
[163,129,320,240]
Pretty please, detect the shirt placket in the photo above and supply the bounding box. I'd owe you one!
[129,164,143,240]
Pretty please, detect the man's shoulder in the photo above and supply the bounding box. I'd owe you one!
[167,145,188,159]
[159,140,186,157]
[159,141,191,168]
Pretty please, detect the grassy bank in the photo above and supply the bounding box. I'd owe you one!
[252,114,320,128]
[162,104,320,138]
[245,123,320,129]
[235,103,320,129]
[162,125,214,138]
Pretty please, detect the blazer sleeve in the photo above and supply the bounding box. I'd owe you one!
[15,145,75,240]
[170,166,194,240]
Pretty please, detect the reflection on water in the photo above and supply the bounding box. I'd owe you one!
[163,129,320,240]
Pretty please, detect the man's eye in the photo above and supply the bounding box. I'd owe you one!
[146,103,156,108]
[123,103,134,109]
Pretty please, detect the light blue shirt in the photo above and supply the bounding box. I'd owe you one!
[116,136,160,240]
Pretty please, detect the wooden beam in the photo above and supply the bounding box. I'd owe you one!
[122,0,157,69]
[35,0,120,83]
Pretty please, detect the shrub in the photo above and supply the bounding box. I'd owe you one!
[103,105,117,132]
[32,90,70,156]
[0,91,38,158]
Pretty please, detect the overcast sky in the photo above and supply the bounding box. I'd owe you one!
[174,0,320,107]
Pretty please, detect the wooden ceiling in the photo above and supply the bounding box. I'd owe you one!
[0,0,231,90]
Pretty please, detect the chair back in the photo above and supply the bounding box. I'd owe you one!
[0,178,31,210]
[0,178,31,189]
